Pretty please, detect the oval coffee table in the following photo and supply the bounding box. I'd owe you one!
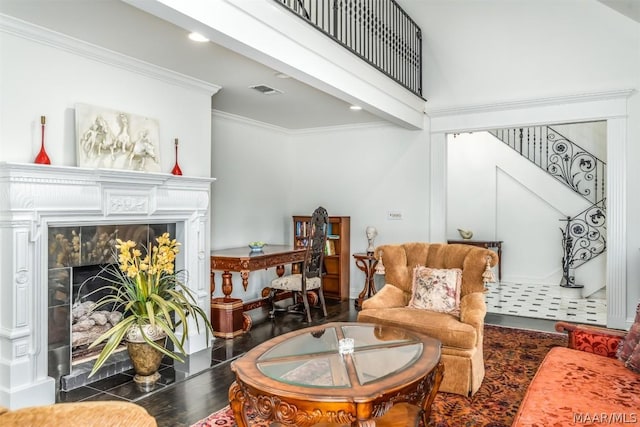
[229,322,443,426]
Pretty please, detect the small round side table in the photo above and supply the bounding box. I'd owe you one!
[353,252,378,309]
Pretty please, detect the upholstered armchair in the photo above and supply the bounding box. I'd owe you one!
[357,242,498,396]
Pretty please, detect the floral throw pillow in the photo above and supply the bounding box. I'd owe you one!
[408,266,462,315]
[617,303,640,362]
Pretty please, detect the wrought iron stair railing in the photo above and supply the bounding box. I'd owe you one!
[489,126,606,287]
[273,0,422,97]
[560,200,606,279]
[491,126,606,205]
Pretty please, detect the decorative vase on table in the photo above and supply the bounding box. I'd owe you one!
[125,325,167,386]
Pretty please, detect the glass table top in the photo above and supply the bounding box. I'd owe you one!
[256,324,424,388]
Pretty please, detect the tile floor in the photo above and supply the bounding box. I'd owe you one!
[485,281,607,325]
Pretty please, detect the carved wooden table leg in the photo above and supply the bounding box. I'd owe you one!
[229,381,248,427]
[419,361,445,425]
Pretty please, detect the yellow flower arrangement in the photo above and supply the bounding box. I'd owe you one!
[86,232,212,377]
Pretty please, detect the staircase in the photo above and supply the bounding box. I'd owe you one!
[489,126,606,290]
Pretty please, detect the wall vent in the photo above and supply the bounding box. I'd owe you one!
[249,84,283,95]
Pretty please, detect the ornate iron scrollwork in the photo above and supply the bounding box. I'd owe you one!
[547,129,602,205]
[560,200,607,287]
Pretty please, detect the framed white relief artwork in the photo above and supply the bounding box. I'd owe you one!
[75,104,161,172]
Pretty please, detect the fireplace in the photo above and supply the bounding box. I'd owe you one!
[48,222,177,391]
[0,162,215,409]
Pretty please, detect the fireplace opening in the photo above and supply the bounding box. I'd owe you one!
[71,264,125,364]
[47,222,176,391]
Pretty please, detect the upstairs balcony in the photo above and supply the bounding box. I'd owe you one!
[274,0,423,98]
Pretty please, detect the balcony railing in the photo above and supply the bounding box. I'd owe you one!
[273,0,422,97]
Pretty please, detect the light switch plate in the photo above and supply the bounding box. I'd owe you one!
[387,211,403,220]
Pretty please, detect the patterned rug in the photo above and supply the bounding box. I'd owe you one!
[191,324,567,427]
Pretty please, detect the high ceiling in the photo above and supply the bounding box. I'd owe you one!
[0,0,384,130]
[1,0,637,130]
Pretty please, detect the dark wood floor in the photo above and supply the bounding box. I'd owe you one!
[138,300,358,427]
[59,299,556,427]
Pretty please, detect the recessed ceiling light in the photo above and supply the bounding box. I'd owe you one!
[188,32,209,42]
[275,72,291,79]
[350,105,362,111]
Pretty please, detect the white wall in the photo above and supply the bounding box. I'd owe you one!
[403,0,639,110]
[289,122,430,245]
[210,112,293,301]
[210,113,429,302]
[0,20,214,177]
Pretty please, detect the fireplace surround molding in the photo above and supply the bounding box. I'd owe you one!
[0,162,216,409]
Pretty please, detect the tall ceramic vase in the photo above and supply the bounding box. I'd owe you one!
[125,325,167,387]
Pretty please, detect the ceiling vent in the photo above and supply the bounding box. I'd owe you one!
[249,84,283,95]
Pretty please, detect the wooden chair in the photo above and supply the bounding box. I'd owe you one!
[268,206,329,323]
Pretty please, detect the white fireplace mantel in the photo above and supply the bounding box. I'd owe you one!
[0,162,216,409]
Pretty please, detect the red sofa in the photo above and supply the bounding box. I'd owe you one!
[512,322,640,426]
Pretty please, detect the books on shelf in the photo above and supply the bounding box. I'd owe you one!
[295,221,308,237]
[325,239,336,256]
[327,234,340,239]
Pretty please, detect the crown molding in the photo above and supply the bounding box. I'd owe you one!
[425,89,635,118]
[211,109,391,135]
[0,13,222,96]
[211,110,289,133]
[288,120,392,135]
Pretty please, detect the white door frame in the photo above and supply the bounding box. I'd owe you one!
[428,90,632,329]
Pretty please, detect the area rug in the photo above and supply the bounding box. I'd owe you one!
[191,324,566,427]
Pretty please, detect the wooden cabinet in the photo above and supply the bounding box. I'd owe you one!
[293,215,350,301]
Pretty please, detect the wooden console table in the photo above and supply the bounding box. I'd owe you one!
[447,240,503,282]
[210,245,306,338]
[352,252,378,309]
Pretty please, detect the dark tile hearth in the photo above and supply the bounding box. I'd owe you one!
[60,350,132,392]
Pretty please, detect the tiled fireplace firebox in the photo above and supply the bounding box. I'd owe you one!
[50,222,177,392]
[0,162,215,410]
